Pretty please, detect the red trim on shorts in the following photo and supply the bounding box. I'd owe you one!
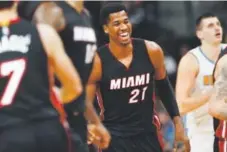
[218,140,226,152]
[50,90,66,121]
[45,43,71,152]
[60,120,73,152]
[47,62,66,122]
[216,120,227,139]
[96,87,105,121]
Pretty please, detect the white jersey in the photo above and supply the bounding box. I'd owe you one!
[186,44,227,152]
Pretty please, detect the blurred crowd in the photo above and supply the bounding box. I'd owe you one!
[84,1,227,151]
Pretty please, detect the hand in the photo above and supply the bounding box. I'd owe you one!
[173,118,190,152]
[87,123,111,149]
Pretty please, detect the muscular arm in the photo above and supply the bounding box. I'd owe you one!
[209,55,227,120]
[37,24,82,103]
[85,54,110,148]
[84,54,103,125]
[145,40,181,124]
[176,53,211,115]
[32,2,65,31]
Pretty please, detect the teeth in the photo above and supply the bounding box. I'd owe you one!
[120,33,128,37]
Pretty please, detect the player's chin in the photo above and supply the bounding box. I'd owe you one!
[214,36,222,42]
[120,39,131,46]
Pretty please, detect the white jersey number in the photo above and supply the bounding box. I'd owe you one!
[85,44,96,64]
[129,86,148,104]
[0,59,26,106]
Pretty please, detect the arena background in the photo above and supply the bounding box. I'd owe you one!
[83,1,226,152]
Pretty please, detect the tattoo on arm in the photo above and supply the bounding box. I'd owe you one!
[209,65,227,119]
[214,66,227,101]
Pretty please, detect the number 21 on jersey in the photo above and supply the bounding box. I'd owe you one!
[129,86,148,103]
[0,58,26,107]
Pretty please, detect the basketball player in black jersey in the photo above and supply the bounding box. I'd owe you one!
[87,3,190,152]
[17,1,110,151]
[0,1,83,152]
[208,47,227,151]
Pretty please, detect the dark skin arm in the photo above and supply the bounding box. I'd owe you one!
[86,53,111,149]
[37,24,82,103]
[145,40,180,121]
[32,2,65,32]
[145,40,190,152]
[85,54,103,125]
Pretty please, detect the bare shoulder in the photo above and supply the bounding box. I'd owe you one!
[144,40,163,56]
[35,2,61,15]
[178,52,199,71]
[216,54,227,67]
[88,53,102,83]
[144,40,164,66]
[92,52,102,69]
[33,2,65,31]
[214,54,227,78]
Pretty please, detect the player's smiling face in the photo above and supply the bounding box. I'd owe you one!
[104,10,132,46]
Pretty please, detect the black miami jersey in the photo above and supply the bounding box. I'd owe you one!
[18,1,97,112]
[56,1,97,86]
[97,38,157,136]
[0,18,58,128]
[55,2,97,112]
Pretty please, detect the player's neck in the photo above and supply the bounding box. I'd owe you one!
[65,1,84,13]
[200,42,222,62]
[109,40,133,59]
[0,9,17,24]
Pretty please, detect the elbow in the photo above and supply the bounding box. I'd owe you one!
[72,83,83,99]
[208,103,227,120]
[62,83,83,104]
[208,107,222,120]
[70,77,83,98]
[176,98,186,116]
[76,84,83,96]
[176,99,191,116]
[179,109,187,116]
[178,105,188,116]
[208,103,215,117]
[208,106,217,117]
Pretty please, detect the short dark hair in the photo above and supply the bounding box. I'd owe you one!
[99,2,127,26]
[196,12,217,30]
[0,1,14,10]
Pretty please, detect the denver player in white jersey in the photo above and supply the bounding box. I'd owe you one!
[176,13,225,152]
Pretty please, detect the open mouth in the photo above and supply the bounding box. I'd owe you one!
[215,32,221,37]
[119,32,129,38]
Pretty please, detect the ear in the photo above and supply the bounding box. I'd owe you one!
[103,25,109,34]
[196,30,203,40]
